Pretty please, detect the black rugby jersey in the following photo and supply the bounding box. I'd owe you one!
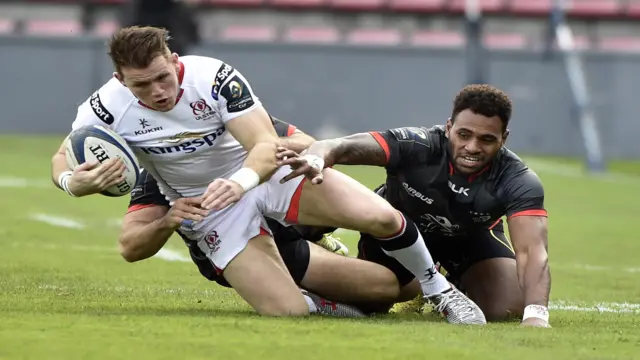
[370,126,547,236]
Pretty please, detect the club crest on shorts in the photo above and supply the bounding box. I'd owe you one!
[204,231,221,253]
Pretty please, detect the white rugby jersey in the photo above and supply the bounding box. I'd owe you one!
[71,55,262,200]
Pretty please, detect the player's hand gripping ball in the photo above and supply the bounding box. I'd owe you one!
[65,125,140,197]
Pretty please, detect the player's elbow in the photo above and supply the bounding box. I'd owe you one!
[118,244,139,262]
[118,237,145,263]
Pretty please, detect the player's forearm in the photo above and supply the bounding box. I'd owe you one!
[119,218,176,262]
[278,133,314,154]
[51,147,71,190]
[307,133,388,167]
[242,142,279,183]
[516,245,551,307]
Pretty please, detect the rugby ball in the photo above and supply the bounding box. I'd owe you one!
[65,125,140,197]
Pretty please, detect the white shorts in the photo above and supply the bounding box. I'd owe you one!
[180,166,305,272]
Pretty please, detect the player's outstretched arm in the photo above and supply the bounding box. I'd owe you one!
[276,132,387,184]
[508,215,551,327]
[279,129,315,153]
[312,132,388,166]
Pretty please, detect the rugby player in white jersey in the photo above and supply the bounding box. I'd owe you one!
[50,26,485,323]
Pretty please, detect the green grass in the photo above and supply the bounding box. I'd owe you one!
[1,136,639,360]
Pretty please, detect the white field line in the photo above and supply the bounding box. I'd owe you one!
[153,248,191,262]
[551,263,640,274]
[522,158,640,183]
[29,213,85,230]
[549,301,640,314]
[26,282,640,315]
[25,214,191,263]
[0,176,51,188]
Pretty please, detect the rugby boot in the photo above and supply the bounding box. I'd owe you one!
[425,286,487,325]
[302,290,366,318]
[316,233,349,256]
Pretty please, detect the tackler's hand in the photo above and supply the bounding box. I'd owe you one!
[202,178,245,211]
[276,146,325,185]
[163,197,210,229]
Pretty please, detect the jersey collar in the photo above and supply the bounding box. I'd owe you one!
[137,61,185,110]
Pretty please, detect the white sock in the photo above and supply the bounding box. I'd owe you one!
[381,228,451,296]
[303,294,318,313]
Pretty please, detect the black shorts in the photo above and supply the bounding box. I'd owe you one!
[357,229,516,287]
[183,218,310,288]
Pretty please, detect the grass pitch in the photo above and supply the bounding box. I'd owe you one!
[0,136,639,360]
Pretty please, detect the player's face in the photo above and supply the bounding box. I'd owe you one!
[446,109,508,175]
[117,53,181,112]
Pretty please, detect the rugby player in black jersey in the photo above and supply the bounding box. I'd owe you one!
[277,85,551,327]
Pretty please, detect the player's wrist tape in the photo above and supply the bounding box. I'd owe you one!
[57,171,77,197]
[302,154,325,171]
[228,167,260,192]
[522,304,549,323]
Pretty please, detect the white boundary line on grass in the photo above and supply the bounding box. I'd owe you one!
[26,213,191,263]
[0,176,51,188]
[522,158,640,183]
[549,301,640,314]
[29,213,85,230]
[154,248,191,262]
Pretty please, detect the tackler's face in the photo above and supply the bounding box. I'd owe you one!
[445,109,508,175]
[117,53,181,112]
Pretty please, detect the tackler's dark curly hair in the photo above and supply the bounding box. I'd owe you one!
[450,84,512,132]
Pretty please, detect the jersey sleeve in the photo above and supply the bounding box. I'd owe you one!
[368,127,432,170]
[71,91,117,131]
[127,170,170,213]
[210,63,262,123]
[500,169,547,219]
[270,115,297,137]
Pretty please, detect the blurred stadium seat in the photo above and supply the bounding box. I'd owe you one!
[625,1,640,18]
[568,0,620,17]
[0,18,16,34]
[328,0,386,12]
[410,30,465,48]
[598,35,640,52]
[24,19,82,37]
[508,0,553,16]
[448,0,506,14]
[284,26,340,43]
[1,0,639,53]
[483,32,529,49]
[93,20,119,37]
[388,0,445,13]
[268,0,326,9]
[346,28,402,45]
[220,25,278,42]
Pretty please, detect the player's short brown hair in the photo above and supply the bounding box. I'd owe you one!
[108,26,172,75]
[450,84,512,131]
